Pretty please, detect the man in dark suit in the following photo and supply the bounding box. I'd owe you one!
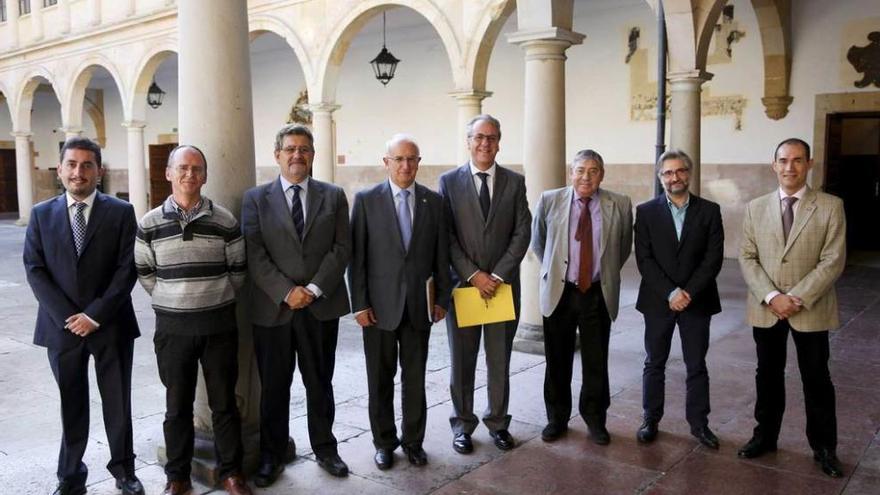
[241,124,351,487]
[23,137,144,495]
[348,134,452,470]
[439,114,531,454]
[633,149,724,449]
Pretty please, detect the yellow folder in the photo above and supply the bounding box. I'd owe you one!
[452,283,516,327]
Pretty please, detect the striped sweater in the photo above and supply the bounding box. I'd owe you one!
[135,196,246,335]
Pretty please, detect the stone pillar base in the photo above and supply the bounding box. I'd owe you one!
[513,321,545,355]
[157,430,263,486]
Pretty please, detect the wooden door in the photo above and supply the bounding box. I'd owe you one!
[0,149,18,213]
[149,143,176,208]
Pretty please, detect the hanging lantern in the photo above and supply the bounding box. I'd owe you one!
[147,80,166,109]
[369,11,400,86]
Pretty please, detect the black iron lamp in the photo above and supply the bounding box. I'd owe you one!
[147,79,166,109]
[370,11,400,86]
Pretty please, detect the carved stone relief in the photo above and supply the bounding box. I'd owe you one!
[847,31,880,88]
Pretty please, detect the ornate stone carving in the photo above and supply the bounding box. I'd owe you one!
[847,31,880,88]
[708,5,745,65]
[762,95,794,120]
[625,27,639,64]
[287,89,312,125]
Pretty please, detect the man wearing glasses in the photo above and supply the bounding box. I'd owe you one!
[241,124,352,486]
[632,149,724,449]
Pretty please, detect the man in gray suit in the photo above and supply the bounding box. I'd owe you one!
[531,149,633,445]
[439,114,531,454]
[241,124,351,487]
[349,134,452,470]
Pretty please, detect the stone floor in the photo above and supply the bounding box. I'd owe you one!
[0,217,877,494]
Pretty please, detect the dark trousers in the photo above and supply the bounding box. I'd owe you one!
[752,320,837,451]
[253,311,339,460]
[543,282,611,427]
[48,337,135,486]
[154,329,243,481]
[641,311,711,430]
[362,309,431,450]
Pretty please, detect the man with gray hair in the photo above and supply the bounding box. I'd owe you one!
[348,134,452,470]
[530,149,632,445]
[633,149,724,449]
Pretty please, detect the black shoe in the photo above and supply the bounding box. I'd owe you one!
[452,433,473,454]
[284,436,297,463]
[636,420,659,444]
[373,448,394,470]
[115,476,144,495]
[253,460,284,488]
[587,424,611,445]
[53,481,86,495]
[692,426,720,450]
[402,445,428,466]
[541,423,568,442]
[813,449,844,478]
[489,429,516,451]
[317,453,349,477]
[737,436,777,459]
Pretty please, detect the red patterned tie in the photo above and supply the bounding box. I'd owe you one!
[576,197,592,293]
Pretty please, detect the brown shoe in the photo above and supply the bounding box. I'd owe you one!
[222,474,253,495]
[163,480,193,495]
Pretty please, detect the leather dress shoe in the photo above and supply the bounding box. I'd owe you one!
[636,420,659,444]
[374,448,394,470]
[284,436,297,463]
[53,481,86,495]
[116,476,145,495]
[737,436,777,458]
[814,449,844,478]
[692,426,720,449]
[317,453,349,477]
[541,423,568,442]
[587,424,611,445]
[222,474,253,495]
[452,433,473,454]
[490,429,516,451]
[163,479,193,495]
[403,445,428,466]
[253,460,284,488]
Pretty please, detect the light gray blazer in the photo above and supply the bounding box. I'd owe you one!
[531,186,633,320]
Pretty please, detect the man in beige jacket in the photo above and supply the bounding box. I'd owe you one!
[738,138,846,478]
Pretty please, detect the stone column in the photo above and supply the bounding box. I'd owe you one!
[178,0,259,483]
[449,90,492,165]
[30,0,44,42]
[61,126,83,140]
[88,0,101,26]
[122,120,148,219]
[309,102,339,183]
[508,28,584,354]
[59,0,71,34]
[12,131,34,225]
[668,70,711,195]
[7,0,20,50]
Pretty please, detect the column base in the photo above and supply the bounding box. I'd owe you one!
[157,430,263,486]
[513,321,545,355]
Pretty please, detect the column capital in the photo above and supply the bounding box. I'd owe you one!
[448,90,493,103]
[667,70,714,85]
[507,27,586,48]
[11,131,32,139]
[308,102,341,114]
[60,126,84,136]
[122,120,147,130]
[761,96,794,120]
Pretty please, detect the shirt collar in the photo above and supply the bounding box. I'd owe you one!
[666,193,690,210]
[778,185,807,201]
[280,174,309,194]
[66,189,97,208]
[571,187,600,205]
[388,180,416,197]
[468,161,496,177]
[169,196,204,214]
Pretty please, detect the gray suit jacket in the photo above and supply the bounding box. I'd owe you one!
[530,186,633,320]
[739,188,846,331]
[242,176,351,326]
[348,180,452,331]
[439,164,531,304]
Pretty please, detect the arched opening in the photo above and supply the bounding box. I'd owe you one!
[18,75,63,204]
[0,87,16,216]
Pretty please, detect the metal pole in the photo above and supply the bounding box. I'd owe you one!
[654,0,667,197]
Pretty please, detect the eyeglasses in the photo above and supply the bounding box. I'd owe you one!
[280,146,314,155]
[470,134,500,144]
[659,168,690,178]
[173,165,205,176]
[387,156,420,164]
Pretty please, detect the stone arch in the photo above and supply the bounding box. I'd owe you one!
[13,67,59,133]
[129,42,179,122]
[63,55,126,132]
[313,0,463,102]
[656,0,727,73]
[750,0,792,119]
[466,0,516,91]
[249,14,314,85]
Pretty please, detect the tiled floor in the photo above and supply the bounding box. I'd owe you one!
[0,218,877,494]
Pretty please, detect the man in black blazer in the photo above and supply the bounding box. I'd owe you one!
[439,114,531,454]
[241,124,352,487]
[23,138,144,495]
[634,149,724,449]
[348,134,452,470]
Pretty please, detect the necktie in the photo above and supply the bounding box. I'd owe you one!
[397,190,412,251]
[476,172,490,220]
[73,202,87,257]
[782,196,797,244]
[290,184,304,237]
[575,197,592,293]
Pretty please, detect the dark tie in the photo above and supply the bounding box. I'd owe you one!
[782,196,797,243]
[290,184,304,237]
[72,202,87,257]
[575,197,592,293]
[476,172,490,220]
[397,190,412,251]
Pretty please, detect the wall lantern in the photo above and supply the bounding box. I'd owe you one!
[147,80,166,109]
[369,11,400,86]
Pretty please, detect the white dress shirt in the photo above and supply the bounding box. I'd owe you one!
[65,189,100,327]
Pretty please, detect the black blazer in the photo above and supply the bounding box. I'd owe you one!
[24,192,140,350]
[348,181,452,331]
[634,194,724,316]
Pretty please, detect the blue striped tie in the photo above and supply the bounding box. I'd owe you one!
[290,185,304,237]
[398,190,412,251]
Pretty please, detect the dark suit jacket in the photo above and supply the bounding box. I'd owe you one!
[24,192,140,350]
[634,194,724,317]
[348,181,452,331]
[242,176,351,326]
[438,164,531,302]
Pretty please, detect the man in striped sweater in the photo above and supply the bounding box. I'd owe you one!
[134,145,251,495]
